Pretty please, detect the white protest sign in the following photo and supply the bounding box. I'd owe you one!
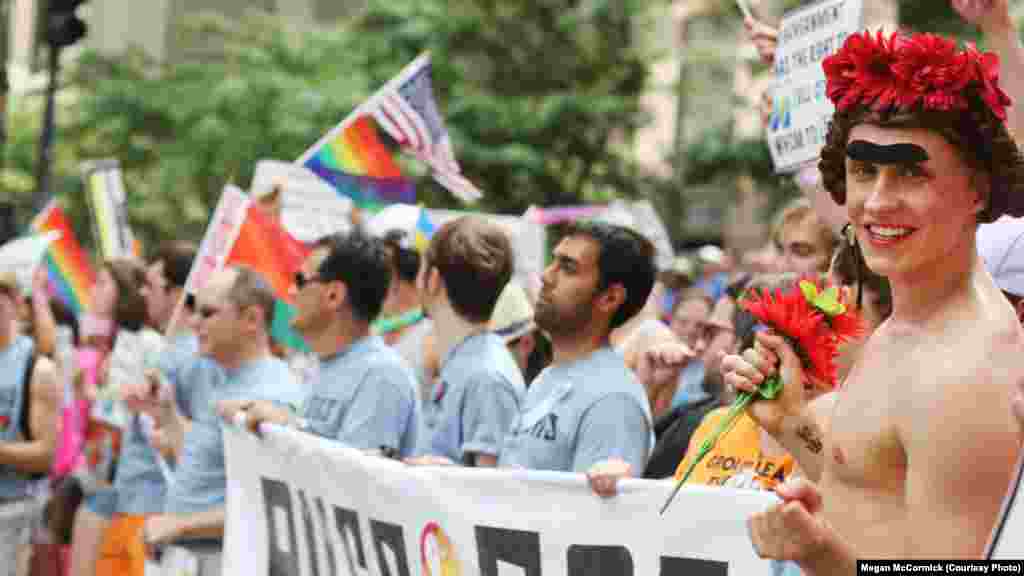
[83,159,137,259]
[183,185,251,296]
[767,0,864,173]
[0,231,60,296]
[251,159,354,244]
[222,424,779,575]
[91,328,164,430]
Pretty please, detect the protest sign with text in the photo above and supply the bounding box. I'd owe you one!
[223,424,779,576]
[767,0,864,173]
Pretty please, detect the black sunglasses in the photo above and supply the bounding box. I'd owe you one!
[294,271,323,290]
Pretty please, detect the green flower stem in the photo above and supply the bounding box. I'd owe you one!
[659,374,782,515]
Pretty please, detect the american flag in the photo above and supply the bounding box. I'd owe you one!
[369,54,483,203]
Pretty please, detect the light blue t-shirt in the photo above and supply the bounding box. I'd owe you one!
[498,347,653,475]
[113,332,199,515]
[0,335,35,501]
[302,336,418,457]
[420,332,525,463]
[165,356,298,516]
[671,359,707,410]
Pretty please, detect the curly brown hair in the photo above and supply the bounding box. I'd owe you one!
[818,103,1024,224]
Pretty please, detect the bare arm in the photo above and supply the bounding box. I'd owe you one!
[31,292,57,359]
[0,358,59,474]
[953,0,1024,142]
[171,507,226,541]
[767,393,834,483]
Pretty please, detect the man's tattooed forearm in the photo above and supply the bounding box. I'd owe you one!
[796,424,823,454]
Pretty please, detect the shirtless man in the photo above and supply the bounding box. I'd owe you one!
[723,31,1024,572]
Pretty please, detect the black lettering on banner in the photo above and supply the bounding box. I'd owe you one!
[262,478,300,576]
[370,520,412,576]
[660,557,729,576]
[313,498,337,576]
[475,526,542,576]
[567,545,633,576]
[334,506,369,575]
[297,490,321,576]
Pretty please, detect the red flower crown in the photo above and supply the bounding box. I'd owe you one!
[823,30,1012,122]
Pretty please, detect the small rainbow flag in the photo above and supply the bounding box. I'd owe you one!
[414,207,436,252]
[301,116,415,212]
[31,201,96,316]
[225,202,312,351]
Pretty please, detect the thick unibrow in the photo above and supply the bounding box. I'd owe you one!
[845,139,929,165]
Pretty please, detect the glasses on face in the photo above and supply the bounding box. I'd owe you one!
[294,271,323,290]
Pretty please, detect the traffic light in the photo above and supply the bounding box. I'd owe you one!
[46,0,87,48]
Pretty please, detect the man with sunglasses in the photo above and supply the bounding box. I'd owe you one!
[141,266,299,575]
[219,233,418,458]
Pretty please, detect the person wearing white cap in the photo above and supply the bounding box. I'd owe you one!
[978,216,1024,324]
[489,281,550,385]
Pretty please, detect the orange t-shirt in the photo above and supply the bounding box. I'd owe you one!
[673,408,795,490]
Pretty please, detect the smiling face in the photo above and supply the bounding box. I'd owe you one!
[844,124,982,280]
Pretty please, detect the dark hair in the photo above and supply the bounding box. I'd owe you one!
[105,259,147,332]
[50,299,80,347]
[819,105,1024,224]
[563,221,656,330]
[149,240,198,288]
[830,235,893,320]
[316,232,392,322]
[381,230,421,284]
[513,329,552,386]
[226,266,277,332]
[425,216,514,323]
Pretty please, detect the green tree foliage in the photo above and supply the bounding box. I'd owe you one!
[7,2,659,248]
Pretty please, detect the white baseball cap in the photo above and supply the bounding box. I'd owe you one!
[978,215,1024,297]
[364,204,422,250]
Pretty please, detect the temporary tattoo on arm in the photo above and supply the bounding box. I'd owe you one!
[796,424,823,454]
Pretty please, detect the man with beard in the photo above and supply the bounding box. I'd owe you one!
[498,222,654,475]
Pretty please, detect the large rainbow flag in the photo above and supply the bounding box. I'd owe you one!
[31,201,96,316]
[301,116,415,213]
[225,202,312,351]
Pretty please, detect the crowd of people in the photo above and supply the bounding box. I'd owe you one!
[3,1,1024,575]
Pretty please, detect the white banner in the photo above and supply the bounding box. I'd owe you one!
[223,425,779,576]
[767,0,864,173]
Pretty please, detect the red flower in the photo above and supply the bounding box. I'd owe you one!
[740,278,862,390]
[824,30,899,112]
[892,33,972,112]
[823,29,1012,125]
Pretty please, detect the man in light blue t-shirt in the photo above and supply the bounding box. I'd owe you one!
[140,267,300,572]
[220,232,418,457]
[498,222,655,476]
[409,216,525,468]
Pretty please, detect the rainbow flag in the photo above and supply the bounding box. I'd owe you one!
[225,202,312,351]
[31,201,96,316]
[301,116,415,212]
[414,207,436,252]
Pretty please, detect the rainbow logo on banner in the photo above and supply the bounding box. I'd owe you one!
[302,116,415,212]
[31,201,96,316]
[414,207,436,252]
[420,522,461,576]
